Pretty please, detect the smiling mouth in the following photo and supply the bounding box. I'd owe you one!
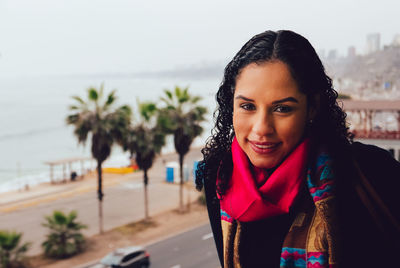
[249,141,281,154]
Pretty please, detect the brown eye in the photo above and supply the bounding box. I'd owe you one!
[240,103,256,111]
[274,105,293,113]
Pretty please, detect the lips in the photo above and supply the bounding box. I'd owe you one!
[248,140,281,154]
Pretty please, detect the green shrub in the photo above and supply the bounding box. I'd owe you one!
[0,230,30,268]
[42,210,87,259]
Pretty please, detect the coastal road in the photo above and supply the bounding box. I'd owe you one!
[0,149,203,255]
[84,224,220,268]
[146,223,220,268]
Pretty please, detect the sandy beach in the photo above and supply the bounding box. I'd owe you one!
[0,147,203,210]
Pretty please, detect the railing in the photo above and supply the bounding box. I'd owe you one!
[352,130,400,140]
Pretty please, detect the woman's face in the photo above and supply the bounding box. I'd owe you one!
[233,60,313,169]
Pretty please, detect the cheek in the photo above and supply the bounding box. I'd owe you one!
[277,116,307,143]
[232,110,247,136]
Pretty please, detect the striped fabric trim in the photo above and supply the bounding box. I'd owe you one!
[280,247,306,267]
[315,154,330,170]
[308,181,335,202]
[319,165,334,181]
[307,153,335,202]
[307,252,328,267]
[280,248,329,268]
[221,209,233,223]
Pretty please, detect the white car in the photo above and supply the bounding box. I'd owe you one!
[89,246,150,268]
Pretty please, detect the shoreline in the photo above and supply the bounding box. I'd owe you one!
[0,146,203,209]
[0,143,204,194]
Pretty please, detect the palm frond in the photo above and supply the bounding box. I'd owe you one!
[105,90,116,107]
[68,105,80,110]
[191,95,202,104]
[117,105,132,118]
[175,86,181,99]
[88,88,98,101]
[139,101,157,122]
[164,89,173,100]
[66,114,80,124]
[99,83,104,99]
[71,95,85,105]
[74,121,91,144]
[53,211,67,225]
[67,85,132,165]
[158,86,207,158]
[159,97,169,104]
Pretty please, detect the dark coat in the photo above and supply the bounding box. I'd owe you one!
[204,142,400,267]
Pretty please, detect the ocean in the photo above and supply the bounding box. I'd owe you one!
[0,75,220,193]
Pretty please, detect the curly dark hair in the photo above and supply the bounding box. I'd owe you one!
[196,30,353,195]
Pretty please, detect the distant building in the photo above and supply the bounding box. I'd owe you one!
[366,33,380,54]
[392,34,400,47]
[347,46,356,58]
[327,49,337,61]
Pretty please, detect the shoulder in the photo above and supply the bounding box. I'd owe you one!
[350,141,400,221]
[351,141,400,176]
[351,141,396,159]
[203,178,224,265]
[204,177,221,226]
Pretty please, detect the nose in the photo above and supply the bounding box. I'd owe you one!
[251,110,275,137]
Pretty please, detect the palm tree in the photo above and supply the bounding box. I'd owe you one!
[66,85,131,233]
[0,230,30,268]
[123,101,165,220]
[42,210,87,258]
[159,86,207,212]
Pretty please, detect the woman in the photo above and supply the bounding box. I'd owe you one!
[196,30,400,267]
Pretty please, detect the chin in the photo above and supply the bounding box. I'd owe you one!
[249,156,280,169]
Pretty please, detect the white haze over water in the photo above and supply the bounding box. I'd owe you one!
[1,0,400,191]
[0,76,218,192]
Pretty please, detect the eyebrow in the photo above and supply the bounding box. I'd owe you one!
[235,95,299,104]
[235,95,254,102]
[272,97,299,104]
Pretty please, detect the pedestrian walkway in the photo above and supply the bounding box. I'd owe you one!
[0,171,140,213]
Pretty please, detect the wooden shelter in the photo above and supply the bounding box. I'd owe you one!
[44,157,93,183]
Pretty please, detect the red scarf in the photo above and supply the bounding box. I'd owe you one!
[219,137,310,222]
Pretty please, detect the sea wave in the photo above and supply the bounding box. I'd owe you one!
[0,152,131,193]
[0,163,91,194]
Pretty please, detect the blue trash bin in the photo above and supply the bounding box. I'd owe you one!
[166,166,174,183]
[193,161,199,183]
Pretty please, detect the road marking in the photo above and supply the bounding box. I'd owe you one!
[0,176,134,213]
[170,265,181,268]
[202,232,213,240]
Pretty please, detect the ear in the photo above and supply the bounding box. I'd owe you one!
[307,93,320,121]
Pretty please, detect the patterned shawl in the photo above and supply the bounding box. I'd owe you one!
[220,152,339,268]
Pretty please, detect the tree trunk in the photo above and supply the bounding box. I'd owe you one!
[187,183,191,212]
[179,153,184,213]
[97,161,104,234]
[144,169,149,220]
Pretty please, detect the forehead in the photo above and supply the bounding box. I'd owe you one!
[234,61,303,100]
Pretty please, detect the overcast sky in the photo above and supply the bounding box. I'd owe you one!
[0,0,399,77]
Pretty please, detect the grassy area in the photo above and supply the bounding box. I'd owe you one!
[115,219,158,235]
